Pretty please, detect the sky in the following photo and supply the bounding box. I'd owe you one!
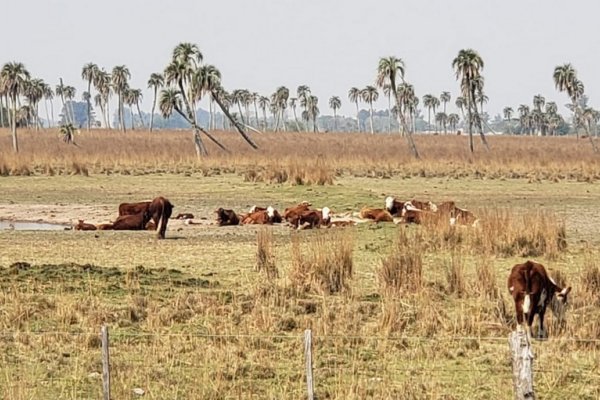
[2,0,600,120]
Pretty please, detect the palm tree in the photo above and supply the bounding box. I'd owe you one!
[0,62,30,152]
[348,87,361,132]
[64,85,76,125]
[258,95,270,131]
[377,56,419,157]
[533,94,545,112]
[82,91,92,127]
[24,78,44,130]
[455,96,466,121]
[422,94,435,132]
[440,91,451,134]
[305,95,320,133]
[361,86,378,134]
[55,79,68,124]
[231,89,247,125]
[95,69,111,128]
[554,63,587,141]
[452,49,488,152]
[147,73,164,132]
[329,96,341,131]
[251,92,260,130]
[503,107,513,135]
[274,87,289,131]
[128,88,144,129]
[397,82,416,133]
[164,43,257,155]
[289,97,301,131]
[447,113,460,133]
[431,97,440,133]
[111,65,130,132]
[42,82,54,128]
[518,104,531,135]
[194,65,221,129]
[81,62,99,130]
[435,112,447,135]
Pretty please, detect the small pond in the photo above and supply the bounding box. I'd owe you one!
[0,221,71,231]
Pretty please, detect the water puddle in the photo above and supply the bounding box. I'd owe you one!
[0,221,71,231]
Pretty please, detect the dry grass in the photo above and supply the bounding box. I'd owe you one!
[255,226,278,279]
[289,229,354,295]
[2,128,600,183]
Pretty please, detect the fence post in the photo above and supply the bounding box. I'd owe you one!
[304,329,314,400]
[101,325,111,400]
[508,330,535,400]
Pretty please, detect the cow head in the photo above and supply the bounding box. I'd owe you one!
[551,285,572,325]
[385,196,394,212]
[249,205,258,213]
[266,206,275,219]
[322,207,331,220]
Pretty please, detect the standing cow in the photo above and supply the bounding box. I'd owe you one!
[507,260,571,340]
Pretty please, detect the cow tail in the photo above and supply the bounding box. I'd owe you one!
[156,203,165,239]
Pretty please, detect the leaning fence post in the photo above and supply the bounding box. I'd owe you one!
[304,329,314,400]
[508,330,535,400]
[101,325,111,400]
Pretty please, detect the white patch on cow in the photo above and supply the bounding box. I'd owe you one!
[266,206,275,218]
[322,207,331,220]
[429,201,438,212]
[523,294,531,315]
[385,196,394,211]
[509,285,514,292]
[548,276,558,286]
[472,219,480,228]
[538,289,547,308]
[449,217,456,226]
[249,205,257,213]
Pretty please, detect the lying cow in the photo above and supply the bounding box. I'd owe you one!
[241,206,281,224]
[405,199,437,212]
[283,201,312,222]
[507,260,571,340]
[359,207,394,223]
[295,207,331,229]
[450,207,478,226]
[73,220,97,231]
[216,208,240,226]
[385,196,406,217]
[99,212,150,231]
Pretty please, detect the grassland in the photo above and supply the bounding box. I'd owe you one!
[1,129,600,399]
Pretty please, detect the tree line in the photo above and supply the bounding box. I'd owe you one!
[1,44,597,155]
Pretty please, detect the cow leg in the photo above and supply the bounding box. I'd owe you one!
[537,306,547,339]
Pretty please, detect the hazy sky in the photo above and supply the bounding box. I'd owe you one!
[2,0,600,119]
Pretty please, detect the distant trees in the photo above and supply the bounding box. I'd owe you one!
[348,87,361,132]
[147,73,164,132]
[1,62,31,152]
[81,63,99,130]
[328,96,341,131]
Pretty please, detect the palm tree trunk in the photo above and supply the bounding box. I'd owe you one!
[237,103,245,125]
[387,94,392,134]
[471,89,489,150]
[130,106,135,130]
[44,100,51,129]
[0,96,5,128]
[150,88,157,132]
[355,102,360,132]
[136,102,144,129]
[253,102,260,130]
[10,95,19,152]
[211,90,258,149]
[262,109,268,131]
[34,102,40,131]
[281,109,287,132]
[334,109,337,131]
[105,98,111,129]
[466,100,474,153]
[69,100,76,126]
[118,93,126,132]
[369,103,374,134]
[86,79,92,131]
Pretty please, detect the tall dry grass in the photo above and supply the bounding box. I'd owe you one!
[289,230,354,295]
[2,128,600,182]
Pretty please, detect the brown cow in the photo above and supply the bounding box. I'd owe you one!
[385,196,406,217]
[148,196,174,239]
[401,208,430,224]
[118,201,151,217]
[450,207,478,226]
[241,206,281,225]
[359,207,394,223]
[295,207,331,229]
[216,208,240,226]
[101,212,151,231]
[283,201,312,222]
[507,260,571,340]
[73,220,97,231]
[406,200,437,212]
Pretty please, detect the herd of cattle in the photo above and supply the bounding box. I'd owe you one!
[73,195,571,339]
[74,195,479,237]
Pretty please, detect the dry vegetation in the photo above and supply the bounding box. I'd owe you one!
[2,128,600,183]
[1,128,600,399]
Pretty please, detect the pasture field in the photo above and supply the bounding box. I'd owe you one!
[1,130,600,399]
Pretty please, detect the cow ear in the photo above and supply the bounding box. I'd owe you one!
[563,286,572,295]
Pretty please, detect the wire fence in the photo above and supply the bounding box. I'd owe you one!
[1,328,600,399]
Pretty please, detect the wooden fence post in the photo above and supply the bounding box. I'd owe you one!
[101,325,111,400]
[304,329,314,400]
[508,331,535,400]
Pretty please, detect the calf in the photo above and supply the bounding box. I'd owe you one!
[296,207,331,229]
[359,207,394,223]
[507,260,571,340]
[73,219,97,231]
[450,207,478,226]
[216,208,240,226]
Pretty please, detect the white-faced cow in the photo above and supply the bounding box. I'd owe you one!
[507,260,571,340]
[385,196,406,217]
